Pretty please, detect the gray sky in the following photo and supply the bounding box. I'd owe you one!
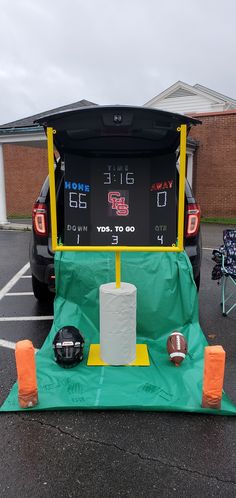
[1,0,236,124]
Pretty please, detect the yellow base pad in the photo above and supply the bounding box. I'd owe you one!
[87,344,150,366]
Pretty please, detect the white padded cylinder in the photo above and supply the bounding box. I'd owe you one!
[100,282,137,365]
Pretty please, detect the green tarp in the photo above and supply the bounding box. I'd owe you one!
[1,251,236,414]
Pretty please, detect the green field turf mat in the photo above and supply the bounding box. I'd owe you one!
[1,251,236,415]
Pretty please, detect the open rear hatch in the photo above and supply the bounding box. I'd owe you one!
[35,105,200,156]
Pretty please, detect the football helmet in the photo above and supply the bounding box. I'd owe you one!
[53,326,84,368]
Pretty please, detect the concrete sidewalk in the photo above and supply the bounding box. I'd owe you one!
[0,219,32,231]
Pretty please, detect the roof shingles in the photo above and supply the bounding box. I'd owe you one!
[0,99,96,129]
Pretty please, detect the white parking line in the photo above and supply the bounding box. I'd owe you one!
[0,316,53,321]
[6,292,34,296]
[0,339,39,351]
[0,339,16,350]
[0,262,30,301]
[0,262,53,353]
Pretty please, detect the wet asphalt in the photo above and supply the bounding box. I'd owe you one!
[0,225,236,498]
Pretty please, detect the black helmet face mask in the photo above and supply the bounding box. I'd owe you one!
[53,326,84,368]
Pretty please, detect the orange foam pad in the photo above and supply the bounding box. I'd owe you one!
[15,340,38,408]
[202,345,226,410]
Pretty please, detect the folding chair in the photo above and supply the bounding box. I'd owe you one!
[212,229,236,316]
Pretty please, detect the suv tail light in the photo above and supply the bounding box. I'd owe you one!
[32,203,48,236]
[186,203,200,238]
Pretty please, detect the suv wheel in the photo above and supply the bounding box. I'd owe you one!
[32,275,53,302]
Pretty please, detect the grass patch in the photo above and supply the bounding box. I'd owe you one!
[8,214,31,219]
[201,217,236,225]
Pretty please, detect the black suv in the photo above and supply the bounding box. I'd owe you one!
[29,106,202,301]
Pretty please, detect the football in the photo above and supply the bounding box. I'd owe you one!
[167,331,188,366]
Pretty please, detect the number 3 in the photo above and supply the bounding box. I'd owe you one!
[112,235,119,245]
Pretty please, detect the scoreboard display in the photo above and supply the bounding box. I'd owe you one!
[64,154,177,248]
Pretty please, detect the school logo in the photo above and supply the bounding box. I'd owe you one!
[108,191,129,216]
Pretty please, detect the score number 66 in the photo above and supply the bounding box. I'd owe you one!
[69,192,87,209]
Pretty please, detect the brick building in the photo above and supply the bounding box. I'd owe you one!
[145,81,236,218]
[0,99,95,223]
[190,111,236,217]
[2,143,48,218]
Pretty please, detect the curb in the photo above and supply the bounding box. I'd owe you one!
[0,223,32,231]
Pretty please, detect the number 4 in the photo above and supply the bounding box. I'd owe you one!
[157,235,164,245]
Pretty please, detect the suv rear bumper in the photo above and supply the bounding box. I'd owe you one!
[30,257,55,290]
[29,235,55,290]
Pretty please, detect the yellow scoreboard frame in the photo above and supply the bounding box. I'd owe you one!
[47,124,187,257]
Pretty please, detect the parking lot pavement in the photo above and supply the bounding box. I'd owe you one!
[1,227,236,498]
[0,230,31,289]
[199,223,236,404]
[0,230,53,406]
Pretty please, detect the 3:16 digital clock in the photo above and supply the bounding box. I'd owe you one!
[103,171,135,185]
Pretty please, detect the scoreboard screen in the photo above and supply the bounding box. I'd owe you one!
[63,154,177,248]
